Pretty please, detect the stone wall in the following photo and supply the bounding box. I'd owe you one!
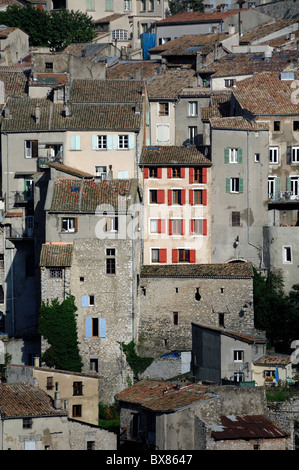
[255,0,299,19]
[68,419,117,450]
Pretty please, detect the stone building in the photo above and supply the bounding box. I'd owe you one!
[40,177,142,402]
[137,261,257,358]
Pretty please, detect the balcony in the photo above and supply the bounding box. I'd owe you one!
[268,191,299,204]
[38,152,63,169]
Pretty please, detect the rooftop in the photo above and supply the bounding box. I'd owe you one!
[115,380,215,413]
[211,415,288,441]
[107,59,160,81]
[40,242,73,267]
[156,9,249,25]
[147,69,197,99]
[70,78,144,104]
[209,116,269,130]
[0,383,66,418]
[140,145,211,166]
[239,19,299,45]
[141,262,254,279]
[253,354,291,366]
[192,322,267,344]
[149,33,229,57]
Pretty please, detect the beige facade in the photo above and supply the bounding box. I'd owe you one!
[149,101,176,146]
[0,27,29,66]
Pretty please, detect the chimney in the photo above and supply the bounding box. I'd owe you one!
[33,356,40,367]
[35,103,40,124]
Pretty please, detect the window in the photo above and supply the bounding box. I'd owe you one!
[171,167,182,178]
[151,248,167,263]
[172,189,182,205]
[188,101,198,116]
[62,217,77,233]
[46,377,54,390]
[149,219,165,234]
[73,381,83,396]
[156,124,169,143]
[149,189,164,204]
[178,249,190,263]
[283,246,292,264]
[90,358,98,372]
[293,121,299,132]
[49,268,63,278]
[224,78,235,88]
[169,219,183,236]
[25,140,38,158]
[141,0,146,10]
[149,0,154,10]
[105,0,113,10]
[273,120,280,132]
[149,167,158,178]
[172,248,195,263]
[268,176,279,199]
[255,153,260,163]
[173,312,178,325]
[289,176,299,198]
[233,350,244,362]
[194,167,204,183]
[0,254,3,269]
[191,219,207,235]
[292,147,299,163]
[23,418,32,429]
[188,126,197,145]
[269,147,278,164]
[106,248,116,274]
[87,441,95,451]
[224,148,243,164]
[93,135,107,150]
[226,178,243,194]
[45,62,53,71]
[158,102,169,116]
[85,318,106,338]
[70,135,81,151]
[118,135,129,149]
[105,216,118,232]
[72,405,82,418]
[112,29,128,41]
[86,0,95,10]
[95,166,107,178]
[232,211,241,227]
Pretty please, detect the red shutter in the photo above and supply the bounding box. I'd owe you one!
[157,190,165,204]
[181,190,186,205]
[144,167,149,179]
[202,167,207,184]
[203,219,207,236]
[190,250,196,263]
[159,248,167,263]
[168,189,172,205]
[202,189,207,206]
[189,167,194,184]
[172,249,178,263]
[189,189,194,205]
[158,219,165,233]
[190,219,194,234]
[181,167,185,179]
[181,219,185,235]
[157,167,162,179]
[168,219,172,236]
[167,168,172,178]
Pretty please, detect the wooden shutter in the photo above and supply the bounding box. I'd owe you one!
[202,219,207,236]
[189,189,194,205]
[181,167,185,178]
[158,219,165,233]
[157,167,162,178]
[168,189,172,205]
[157,189,165,204]
[190,219,194,234]
[190,250,196,263]
[275,177,281,199]
[85,318,92,338]
[181,219,185,235]
[129,134,134,149]
[32,140,38,158]
[159,248,167,263]
[189,167,194,184]
[92,135,98,150]
[226,178,231,193]
[224,148,230,164]
[239,178,244,194]
[168,219,173,236]
[144,167,149,179]
[287,146,292,165]
[202,189,207,206]
[167,168,172,178]
[74,217,78,232]
[286,177,291,192]
[99,318,106,338]
[181,190,186,205]
[172,249,178,263]
[238,148,243,164]
[81,295,88,307]
[202,167,207,184]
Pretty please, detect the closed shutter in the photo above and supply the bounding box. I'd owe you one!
[172,249,178,263]
[189,167,194,184]
[157,124,169,143]
[202,167,207,184]
[190,250,196,263]
[159,248,167,263]
[189,189,194,205]
[224,148,230,164]
[144,167,149,179]
[85,318,92,338]
[99,318,106,338]
[71,135,80,150]
[81,295,88,307]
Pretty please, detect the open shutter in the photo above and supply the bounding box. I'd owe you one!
[203,219,207,236]
[181,167,185,179]
[226,178,231,193]
[181,219,185,235]
[74,217,78,232]
[172,249,178,263]
[189,189,194,205]
[237,148,243,164]
[85,318,92,338]
[202,167,207,184]
[157,167,162,178]
[239,178,244,194]
[157,189,165,204]
[158,219,165,233]
[190,250,196,263]
[81,295,88,307]
[202,189,207,205]
[181,190,186,205]
[32,140,38,158]
[99,318,106,338]
[92,135,98,150]
[287,146,292,165]
[144,167,149,179]
[275,177,281,199]
[286,177,291,192]
[168,189,172,205]
[113,135,118,149]
[168,219,173,236]
[107,135,112,149]
[189,167,194,184]
[159,249,167,263]
[167,168,172,178]
[129,135,134,149]
[224,148,230,164]
[190,219,194,234]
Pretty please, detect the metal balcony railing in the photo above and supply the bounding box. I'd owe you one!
[38,151,63,169]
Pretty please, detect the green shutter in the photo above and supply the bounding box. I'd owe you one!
[239,178,244,193]
[226,178,230,193]
[238,148,243,164]
[275,177,281,199]
[286,177,291,192]
[224,148,230,164]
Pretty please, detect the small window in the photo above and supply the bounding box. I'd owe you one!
[106,248,116,274]
[149,189,157,204]
[283,246,292,264]
[188,126,197,145]
[62,217,76,233]
[105,216,118,232]
[269,147,279,164]
[118,135,129,149]
[232,211,241,227]
[90,358,98,372]
[49,268,63,278]
[46,376,54,390]
[188,101,198,116]
[23,418,32,429]
[45,62,53,71]
[219,313,225,327]
[73,381,83,396]
[172,189,182,205]
[89,295,95,306]
[87,441,95,450]
[95,135,107,150]
[224,78,235,88]
[255,153,260,162]
[233,350,244,362]
[158,102,169,116]
[72,405,82,418]
[273,121,280,132]
[149,167,158,178]
[293,121,299,132]
[112,29,128,41]
[173,312,178,325]
[178,249,190,263]
[172,167,182,178]
[292,147,299,163]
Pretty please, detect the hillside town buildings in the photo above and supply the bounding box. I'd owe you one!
[0,0,298,450]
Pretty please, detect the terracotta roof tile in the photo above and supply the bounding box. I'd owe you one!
[140,145,211,165]
[149,33,229,57]
[70,78,144,104]
[115,380,215,412]
[107,60,159,80]
[253,354,291,366]
[157,9,249,25]
[141,262,254,279]
[239,19,299,45]
[147,69,197,99]
[209,116,269,130]
[211,415,288,441]
[40,242,73,267]
[0,383,66,418]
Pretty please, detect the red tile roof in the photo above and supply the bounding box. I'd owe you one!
[0,383,66,418]
[40,242,73,267]
[211,415,288,441]
[147,69,197,99]
[141,262,254,279]
[209,116,269,130]
[157,9,249,25]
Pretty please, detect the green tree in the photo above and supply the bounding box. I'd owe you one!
[169,0,204,14]
[38,295,83,372]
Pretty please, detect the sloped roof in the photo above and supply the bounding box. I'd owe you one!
[239,19,299,45]
[147,69,197,99]
[115,380,215,412]
[191,322,267,344]
[40,242,73,267]
[141,262,254,279]
[156,9,249,25]
[47,162,93,179]
[0,68,28,104]
[211,415,288,441]
[149,33,229,56]
[49,178,138,213]
[140,145,211,165]
[0,383,66,418]
[253,354,291,366]
[70,78,144,104]
[209,116,269,130]
[107,60,159,81]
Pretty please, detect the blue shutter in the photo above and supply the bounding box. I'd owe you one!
[71,135,80,150]
[81,295,88,307]
[107,135,112,150]
[113,135,118,149]
[99,318,106,338]
[129,134,134,149]
[92,135,98,150]
[85,318,92,338]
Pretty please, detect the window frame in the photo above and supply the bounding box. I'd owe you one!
[118,134,129,149]
[188,101,198,117]
[106,248,116,274]
[233,350,244,362]
[61,217,76,233]
[269,146,279,164]
[292,146,299,163]
[283,245,292,264]
[158,102,169,116]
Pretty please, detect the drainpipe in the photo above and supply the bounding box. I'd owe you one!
[131,213,135,341]
[246,129,263,268]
